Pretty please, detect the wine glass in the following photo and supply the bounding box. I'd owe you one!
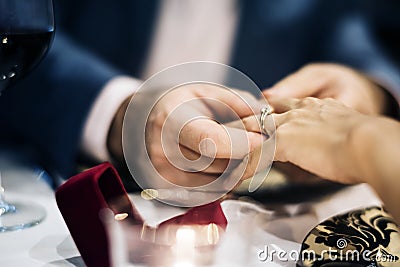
[0,0,54,231]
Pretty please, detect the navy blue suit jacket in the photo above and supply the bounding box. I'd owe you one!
[1,0,399,179]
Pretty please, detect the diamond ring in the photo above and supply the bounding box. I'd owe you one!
[260,106,273,136]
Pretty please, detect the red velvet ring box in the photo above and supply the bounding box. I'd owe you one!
[55,162,227,267]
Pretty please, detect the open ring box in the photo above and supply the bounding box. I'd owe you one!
[55,162,227,267]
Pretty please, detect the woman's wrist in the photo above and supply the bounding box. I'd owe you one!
[346,116,379,184]
[347,115,400,188]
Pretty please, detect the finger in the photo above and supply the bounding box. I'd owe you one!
[271,113,290,128]
[224,114,261,133]
[179,118,264,159]
[225,136,275,190]
[195,84,262,118]
[223,118,244,129]
[227,111,284,138]
[262,65,327,99]
[178,145,233,174]
[160,168,220,187]
[232,89,265,112]
[262,95,299,114]
[204,89,264,121]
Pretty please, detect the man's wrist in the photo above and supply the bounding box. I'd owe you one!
[80,76,141,162]
[107,96,132,162]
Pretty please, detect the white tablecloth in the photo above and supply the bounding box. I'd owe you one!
[0,157,382,267]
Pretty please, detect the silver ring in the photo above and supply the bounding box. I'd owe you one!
[260,106,273,136]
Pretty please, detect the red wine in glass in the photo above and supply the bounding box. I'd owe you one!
[0,30,53,92]
[0,0,54,232]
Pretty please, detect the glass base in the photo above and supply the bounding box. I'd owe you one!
[0,202,46,232]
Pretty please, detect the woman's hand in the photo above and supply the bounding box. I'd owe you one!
[242,96,370,184]
[251,96,400,224]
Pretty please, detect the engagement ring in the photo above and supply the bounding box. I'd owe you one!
[260,106,273,136]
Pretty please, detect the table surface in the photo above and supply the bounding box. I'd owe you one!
[0,157,382,267]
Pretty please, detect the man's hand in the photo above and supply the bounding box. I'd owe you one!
[146,83,264,186]
[109,83,265,187]
[263,63,396,116]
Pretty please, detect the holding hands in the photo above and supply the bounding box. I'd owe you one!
[144,83,265,187]
[111,63,399,205]
[112,80,268,196]
[241,63,400,222]
[226,63,397,184]
[243,62,400,221]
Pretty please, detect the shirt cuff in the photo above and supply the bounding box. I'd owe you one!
[81,76,142,162]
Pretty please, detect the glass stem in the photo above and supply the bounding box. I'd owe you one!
[0,172,16,215]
